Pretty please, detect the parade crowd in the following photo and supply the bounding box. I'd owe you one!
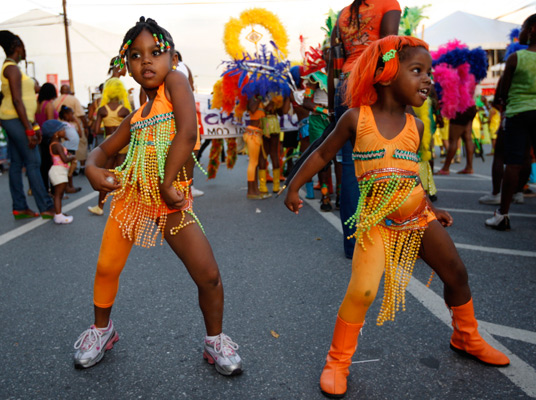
[0,2,535,398]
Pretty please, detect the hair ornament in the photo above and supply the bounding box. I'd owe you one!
[382,49,397,63]
[153,33,159,46]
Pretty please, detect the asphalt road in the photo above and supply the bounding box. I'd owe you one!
[0,145,535,400]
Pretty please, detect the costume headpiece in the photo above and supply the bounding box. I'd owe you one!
[431,40,488,119]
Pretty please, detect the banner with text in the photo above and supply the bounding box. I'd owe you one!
[195,93,298,139]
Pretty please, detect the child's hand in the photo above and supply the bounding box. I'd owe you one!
[86,166,120,192]
[160,184,186,210]
[284,190,303,214]
[433,208,453,227]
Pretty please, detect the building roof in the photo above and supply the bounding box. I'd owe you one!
[423,11,520,50]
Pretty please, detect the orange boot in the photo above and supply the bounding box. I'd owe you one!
[319,316,363,398]
[449,298,509,367]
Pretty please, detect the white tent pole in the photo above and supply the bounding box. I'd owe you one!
[62,0,75,92]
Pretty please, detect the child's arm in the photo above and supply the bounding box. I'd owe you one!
[85,114,133,192]
[93,106,106,137]
[160,70,198,210]
[285,108,358,214]
[414,117,453,227]
[51,142,76,163]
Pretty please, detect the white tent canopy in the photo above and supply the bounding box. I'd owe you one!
[0,9,138,106]
[423,11,520,50]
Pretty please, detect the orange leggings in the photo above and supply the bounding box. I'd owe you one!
[93,209,134,308]
[243,126,263,182]
[338,190,436,324]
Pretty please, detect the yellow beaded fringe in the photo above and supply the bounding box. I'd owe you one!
[108,116,201,248]
[345,168,429,326]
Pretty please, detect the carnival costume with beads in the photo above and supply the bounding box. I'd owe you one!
[109,83,201,248]
[346,106,436,325]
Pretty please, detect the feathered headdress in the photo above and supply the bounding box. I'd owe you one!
[431,40,488,119]
[398,5,429,37]
[504,28,528,59]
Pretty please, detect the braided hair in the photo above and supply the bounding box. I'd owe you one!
[114,17,175,70]
[0,30,23,57]
[348,0,367,33]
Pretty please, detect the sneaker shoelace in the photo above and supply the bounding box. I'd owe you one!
[74,326,104,352]
[209,334,239,357]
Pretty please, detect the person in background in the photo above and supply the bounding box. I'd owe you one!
[35,82,59,192]
[485,14,536,230]
[328,0,402,258]
[0,30,55,219]
[59,106,82,194]
[42,119,76,224]
[87,78,131,216]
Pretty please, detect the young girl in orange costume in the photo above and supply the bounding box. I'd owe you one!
[73,17,242,376]
[285,36,509,398]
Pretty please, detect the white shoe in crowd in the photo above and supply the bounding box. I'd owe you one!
[479,193,500,205]
[513,192,524,204]
[191,186,204,198]
[88,205,104,215]
[485,209,511,231]
[54,213,73,224]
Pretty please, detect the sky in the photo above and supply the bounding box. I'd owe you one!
[2,0,535,94]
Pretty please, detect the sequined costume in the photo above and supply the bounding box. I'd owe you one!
[109,83,200,248]
[345,106,436,325]
[93,83,200,308]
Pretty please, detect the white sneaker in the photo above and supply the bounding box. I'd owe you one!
[513,192,524,204]
[191,186,204,198]
[54,213,73,224]
[88,205,104,215]
[485,209,511,231]
[73,320,119,369]
[203,333,242,376]
[479,193,500,205]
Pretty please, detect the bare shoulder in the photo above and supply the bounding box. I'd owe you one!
[413,115,425,133]
[164,70,192,101]
[339,107,360,130]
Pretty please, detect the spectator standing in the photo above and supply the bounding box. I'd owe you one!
[0,30,54,219]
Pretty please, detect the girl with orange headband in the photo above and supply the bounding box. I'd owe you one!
[285,35,509,398]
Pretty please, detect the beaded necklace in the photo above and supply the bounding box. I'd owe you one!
[345,167,432,326]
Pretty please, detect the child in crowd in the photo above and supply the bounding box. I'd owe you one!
[42,119,75,224]
[73,17,242,375]
[59,106,82,193]
[285,36,509,398]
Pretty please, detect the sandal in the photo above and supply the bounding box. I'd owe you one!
[457,168,474,174]
[13,209,39,220]
[40,208,56,219]
[435,170,450,175]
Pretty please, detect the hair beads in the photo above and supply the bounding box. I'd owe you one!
[345,167,431,325]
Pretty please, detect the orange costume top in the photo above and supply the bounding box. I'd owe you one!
[338,0,401,74]
[348,105,435,324]
[110,83,199,248]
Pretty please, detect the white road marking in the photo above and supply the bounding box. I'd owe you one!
[300,189,536,398]
[0,192,97,247]
[443,207,536,218]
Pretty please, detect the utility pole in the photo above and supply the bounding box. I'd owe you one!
[62,0,74,92]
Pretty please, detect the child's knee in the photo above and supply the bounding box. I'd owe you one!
[345,287,378,309]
